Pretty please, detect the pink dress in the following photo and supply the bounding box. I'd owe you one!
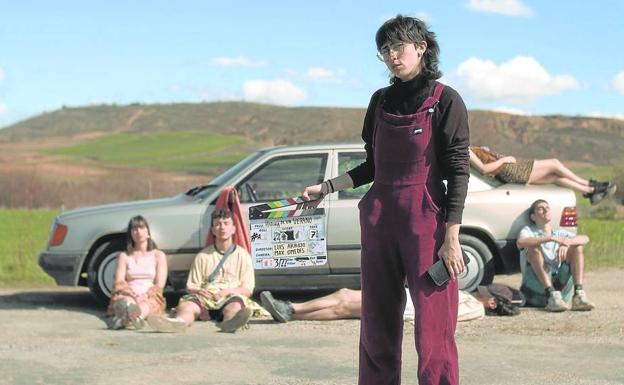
[126,253,157,300]
[107,252,166,317]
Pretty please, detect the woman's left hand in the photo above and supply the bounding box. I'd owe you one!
[438,226,465,281]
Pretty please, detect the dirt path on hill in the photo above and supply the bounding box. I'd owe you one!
[1,269,623,385]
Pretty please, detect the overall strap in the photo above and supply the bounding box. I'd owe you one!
[207,244,237,284]
[418,82,446,112]
[432,82,445,101]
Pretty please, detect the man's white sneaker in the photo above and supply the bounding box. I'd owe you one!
[572,289,595,311]
[545,291,568,312]
[147,315,187,333]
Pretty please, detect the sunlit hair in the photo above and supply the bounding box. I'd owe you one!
[375,14,442,83]
[528,199,549,224]
[211,208,234,226]
[126,215,157,253]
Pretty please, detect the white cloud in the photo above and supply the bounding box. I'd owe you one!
[456,56,578,104]
[468,0,533,17]
[0,103,7,115]
[491,106,529,115]
[614,71,624,94]
[210,56,265,68]
[243,79,307,105]
[587,111,624,120]
[307,67,334,81]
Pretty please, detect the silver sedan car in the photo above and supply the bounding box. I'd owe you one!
[39,144,578,304]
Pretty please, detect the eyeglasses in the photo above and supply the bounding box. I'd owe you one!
[376,42,410,61]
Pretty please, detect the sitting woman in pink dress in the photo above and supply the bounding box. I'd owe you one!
[107,215,168,330]
[469,145,616,205]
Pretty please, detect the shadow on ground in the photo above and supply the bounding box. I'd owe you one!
[0,287,336,316]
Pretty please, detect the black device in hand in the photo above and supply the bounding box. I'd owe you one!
[427,251,470,286]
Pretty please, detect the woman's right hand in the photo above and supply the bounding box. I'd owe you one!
[501,156,517,164]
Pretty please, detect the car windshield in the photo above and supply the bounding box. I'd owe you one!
[188,150,268,200]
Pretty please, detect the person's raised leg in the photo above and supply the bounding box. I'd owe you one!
[563,245,595,311]
[526,247,554,289]
[221,299,243,321]
[175,301,202,325]
[528,162,592,194]
[109,295,133,329]
[526,247,567,311]
[529,159,590,187]
[561,245,584,286]
[137,301,150,319]
[218,298,252,333]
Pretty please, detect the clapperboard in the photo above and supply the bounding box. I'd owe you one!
[248,197,327,269]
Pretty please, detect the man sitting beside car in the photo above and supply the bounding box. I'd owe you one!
[516,199,594,312]
[147,208,255,333]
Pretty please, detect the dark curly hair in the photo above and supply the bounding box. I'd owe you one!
[375,15,442,83]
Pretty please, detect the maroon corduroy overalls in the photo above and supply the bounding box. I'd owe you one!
[358,82,459,385]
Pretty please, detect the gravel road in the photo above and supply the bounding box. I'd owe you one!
[1,269,623,385]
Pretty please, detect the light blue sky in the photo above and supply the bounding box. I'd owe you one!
[1,0,624,128]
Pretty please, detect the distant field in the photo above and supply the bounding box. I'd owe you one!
[1,209,621,286]
[0,209,57,285]
[44,131,250,174]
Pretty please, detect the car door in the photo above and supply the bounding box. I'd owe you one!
[235,151,331,277]
[326,150,372,273]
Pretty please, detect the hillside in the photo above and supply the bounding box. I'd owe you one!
[1,101,622,215]
[2,102,623,165]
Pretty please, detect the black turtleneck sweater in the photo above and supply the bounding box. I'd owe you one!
[346,75,470,224]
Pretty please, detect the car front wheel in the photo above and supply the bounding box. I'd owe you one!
[458,234,495,292]
[87,239,124,305]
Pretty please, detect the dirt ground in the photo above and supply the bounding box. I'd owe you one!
[1,269,623,385]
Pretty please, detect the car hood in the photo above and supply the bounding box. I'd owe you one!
[57,194,191,222]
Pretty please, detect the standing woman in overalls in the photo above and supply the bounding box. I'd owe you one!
[302,15,470,385]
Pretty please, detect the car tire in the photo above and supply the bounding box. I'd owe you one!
[458,234,495,292]
[87,238,125,306]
